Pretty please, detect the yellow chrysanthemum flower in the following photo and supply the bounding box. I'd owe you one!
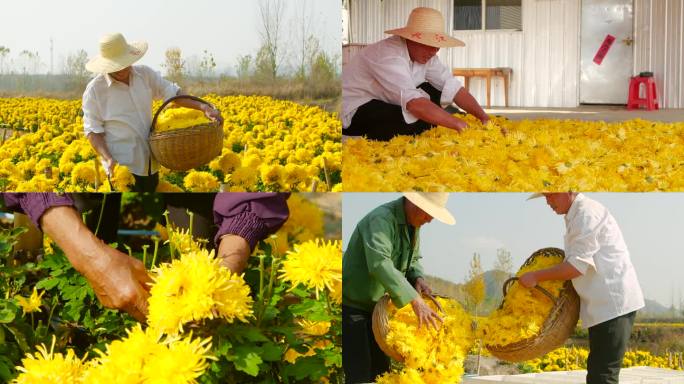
[183,170,220,192]
[280,239,341,300]
[155,107,211,132]
[13,336,85,384]
[148,249,253,335]
[81,325,213,384]
[15,287,44,314]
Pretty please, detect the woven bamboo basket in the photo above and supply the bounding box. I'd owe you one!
[486,247,580,362]
[372,293,447,362]
[149,95,223,171]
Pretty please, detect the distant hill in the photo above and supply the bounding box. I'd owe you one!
[642,298,671,315]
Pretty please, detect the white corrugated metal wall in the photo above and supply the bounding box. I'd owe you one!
[348,0,684,108]
[634,0,684,108]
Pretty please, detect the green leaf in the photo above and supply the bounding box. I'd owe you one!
[282,356,328,380]
[231,346,263,377]
[35,277,60,290]
[5,324,31,353]
[0,301,17,323]
[260,342,283,362]
[229,325,269,343]
[0,357,13,381]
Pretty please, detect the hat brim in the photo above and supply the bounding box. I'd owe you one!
[385,28,465,48]
[86,41,148,74]
[403,192,456,225]
[526,193,545,201]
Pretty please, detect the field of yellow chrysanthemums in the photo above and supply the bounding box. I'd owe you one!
[520,346,684,372]
[343,115,684,191]
[0,96,341,192]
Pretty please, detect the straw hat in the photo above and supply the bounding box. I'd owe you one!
[385,7,465,48]
[527,193,544,200]
[86,33,148,74]
[403,192,456,225]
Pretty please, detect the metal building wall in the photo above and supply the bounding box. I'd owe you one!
[451,0,580,107]
[634,0,684,108]
[348,0,581,108]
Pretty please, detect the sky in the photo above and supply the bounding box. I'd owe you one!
[0,0,341,75]
[342,193,684,308]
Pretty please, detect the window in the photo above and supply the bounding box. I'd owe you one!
[453,0,522,31]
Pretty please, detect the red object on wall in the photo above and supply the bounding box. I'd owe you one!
[627,76,659,110]
[593,34,616,65]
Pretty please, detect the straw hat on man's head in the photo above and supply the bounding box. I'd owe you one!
[385,7,465,48]
[403,192,456,225]
[86,33,148,74]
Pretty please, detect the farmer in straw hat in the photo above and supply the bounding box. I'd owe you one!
[342,7,492,141]
[82,33,224,192]
[522,193,644,384]
[342,192,455,383]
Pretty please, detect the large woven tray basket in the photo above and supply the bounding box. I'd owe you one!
[149,95,223,171]
[486,247,580,362]
[372,293,447,362]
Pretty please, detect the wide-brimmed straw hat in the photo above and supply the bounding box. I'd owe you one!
[527,193,544,200]
[403,192,456,225]
[86,33,148,74]
[385,7,465,48]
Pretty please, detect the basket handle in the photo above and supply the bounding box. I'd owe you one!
[502,277,557,305]
[150,94,217,134]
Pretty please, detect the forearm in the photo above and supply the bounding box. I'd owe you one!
[40,206,104,275]
[453,88,489,122]
[531,261,582,282]
[87,133,113,161]
[171,90,208,112]
[406,97,466,130]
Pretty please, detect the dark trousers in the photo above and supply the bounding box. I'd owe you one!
[132,173,159,193]
[163,193,217,251]
[344,82,443,141]
[72,193,122,245]
[74,193,217,251]
[586,311,636,384]
[342,305,390,384]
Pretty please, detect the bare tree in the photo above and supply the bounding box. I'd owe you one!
[0,46,9,74]
[162,47,185,85]
[62,49,90,90]
[235,54,253,80]
[257,0,286,80]
[494,248,513,276]
[464,252,485,316]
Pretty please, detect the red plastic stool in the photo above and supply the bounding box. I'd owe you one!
[627,76,659,110]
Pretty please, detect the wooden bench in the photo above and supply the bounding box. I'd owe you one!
[452,67,513,108]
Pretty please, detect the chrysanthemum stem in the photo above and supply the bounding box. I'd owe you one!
[142,244,149,269]
[162,210,174,258]
[94,194,107,237]
[151,236,160,268]
[124,244,132,258]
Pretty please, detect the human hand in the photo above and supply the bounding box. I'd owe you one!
[82,244,152,322]
[452,118,467,133]
[100,157,117,177]
[203,105,224,127]
[519,272,538,288]
[217,234,251,274]
[414,277,432,296]
[410,295,443,330]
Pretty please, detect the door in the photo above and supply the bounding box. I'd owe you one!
[579,0,634,104]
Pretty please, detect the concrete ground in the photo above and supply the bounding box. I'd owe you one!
[485,105,684,122]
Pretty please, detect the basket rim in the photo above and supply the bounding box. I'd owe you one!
[150,121,220,139]
[484,247,580,358]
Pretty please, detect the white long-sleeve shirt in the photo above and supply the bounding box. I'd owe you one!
[564,194,645,328]
[342,36,462,129]
[82,65,180,175]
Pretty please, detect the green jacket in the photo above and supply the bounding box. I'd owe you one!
[343,197,424,313]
